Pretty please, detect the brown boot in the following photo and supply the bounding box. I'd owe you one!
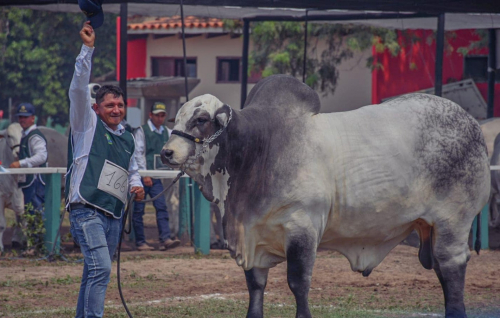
[161,238,180,250]
[136,243,155,251]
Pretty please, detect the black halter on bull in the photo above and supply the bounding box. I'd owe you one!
[170,106,233,160]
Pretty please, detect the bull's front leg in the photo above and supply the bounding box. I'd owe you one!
[244,267,269,318]
[286,235,316,318]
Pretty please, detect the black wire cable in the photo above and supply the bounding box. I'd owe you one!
[116,171,184,318]
[117,192,136,318]
[180,0,189,102]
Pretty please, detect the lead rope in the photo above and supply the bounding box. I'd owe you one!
[118,2,190,314]
[117,170,185,318]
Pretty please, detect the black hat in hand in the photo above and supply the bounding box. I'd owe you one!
[78,0,104,29]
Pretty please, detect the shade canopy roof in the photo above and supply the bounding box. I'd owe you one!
[9,2,500,31]
[5,0,500,14]
[7,0,500,30]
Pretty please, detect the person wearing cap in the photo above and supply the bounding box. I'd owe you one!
[67,22,144,318]
[10,103,48,218]
[132,102,181,251]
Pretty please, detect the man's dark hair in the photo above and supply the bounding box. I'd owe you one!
[95,85,125,105]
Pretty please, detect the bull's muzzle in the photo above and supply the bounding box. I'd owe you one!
[160,148,174,164]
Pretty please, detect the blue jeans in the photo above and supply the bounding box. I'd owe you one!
[70,207,121,318]
[133,178,171,245]
[22,176,45,213]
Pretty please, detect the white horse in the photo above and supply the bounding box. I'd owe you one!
[0,123,25,252]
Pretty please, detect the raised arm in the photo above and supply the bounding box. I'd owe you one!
[69,22,96,133]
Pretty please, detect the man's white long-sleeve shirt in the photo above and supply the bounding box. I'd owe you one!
[133,119,172,170]
[19,124,48,168]
[67,44,142,204]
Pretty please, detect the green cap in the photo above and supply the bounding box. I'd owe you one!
[152,102,167,114]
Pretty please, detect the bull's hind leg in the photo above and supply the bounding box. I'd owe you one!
[244,267,269,318]
[286,235,316,318]
[432,223,471,318]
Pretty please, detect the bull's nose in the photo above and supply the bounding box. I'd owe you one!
[161,148,174,159]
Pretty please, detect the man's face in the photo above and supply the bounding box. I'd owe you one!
[18,115,35,130]
[149,112,167,129]
[94,93,125,130]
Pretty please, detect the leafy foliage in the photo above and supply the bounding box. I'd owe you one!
[225,21,422,96]
[0,8,117,125]
[19,203,46,255]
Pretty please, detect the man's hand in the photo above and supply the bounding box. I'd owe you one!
[80,21,95,48]
[142,176,153,187]
[9,161,20,168]
[130,186,145,201]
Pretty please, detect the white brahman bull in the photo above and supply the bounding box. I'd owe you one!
[161,75,490,318]
[488,134,500,228]
[0,123,25,252]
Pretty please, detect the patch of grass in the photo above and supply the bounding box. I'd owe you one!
[4,295,499,318]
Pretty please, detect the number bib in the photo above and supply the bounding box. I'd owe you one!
[97,159,129,204]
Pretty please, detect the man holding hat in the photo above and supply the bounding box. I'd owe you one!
[78,0,104,29]
[132,102,181,251]
[10,102,48,217]
[67,22,144,318]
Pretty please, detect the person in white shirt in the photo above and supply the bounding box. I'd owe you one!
[9,102,48,252]
[133,102,181,251]
[66,22,144,318]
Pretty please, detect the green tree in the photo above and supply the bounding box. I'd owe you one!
[0,8,117,125]
[227,21,415,96]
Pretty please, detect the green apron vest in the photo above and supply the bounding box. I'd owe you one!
[18,128,47,188]
[142,123,169,170]
[67,120,135,218]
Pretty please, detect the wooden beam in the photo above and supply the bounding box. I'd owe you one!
[487,29,497,118]
[176,33,201,39]
[240,19,249,109]
[152,34,175,40]
[205,32,229,39]
[128,34,149,40]
[434,13,445,97]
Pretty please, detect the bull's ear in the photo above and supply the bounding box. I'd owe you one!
[215,104,231,127]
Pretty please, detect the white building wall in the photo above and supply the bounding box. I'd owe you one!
[145,33,372,113]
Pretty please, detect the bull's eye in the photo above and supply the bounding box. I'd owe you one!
[197,118,208,124]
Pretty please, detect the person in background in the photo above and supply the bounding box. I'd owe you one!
[67,22,144,318]
[132,102,181,251]
[10,102,48,252]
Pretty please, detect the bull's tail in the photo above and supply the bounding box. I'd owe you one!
[474,212,481,255]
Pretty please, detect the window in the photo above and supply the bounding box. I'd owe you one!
[152,57,197,77]
[216,57,263,83]
[464,56,488,82]
[217,57,241,83]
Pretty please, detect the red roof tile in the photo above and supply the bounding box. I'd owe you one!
[128,16,224,30]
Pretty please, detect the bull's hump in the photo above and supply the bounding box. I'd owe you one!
[243,75,320,115]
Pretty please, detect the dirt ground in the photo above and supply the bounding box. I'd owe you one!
[1,209,500,317]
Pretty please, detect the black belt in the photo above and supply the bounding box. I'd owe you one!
[69,203,113,218]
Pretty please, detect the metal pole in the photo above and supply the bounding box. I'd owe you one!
[302,10,308,83]
[434,13,445,97]
[487,28,497,119]
[44,173,61,253]
[119,3,127,101]
[180,0,189,102]
[241,19,250,109]
[193,184,210,255]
